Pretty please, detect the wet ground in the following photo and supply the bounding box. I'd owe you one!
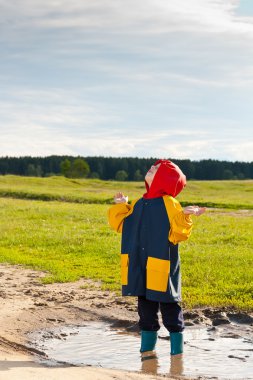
[28,321,253,380]
[1,265,252,379]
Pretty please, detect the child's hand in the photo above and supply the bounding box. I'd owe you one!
[183,205,206,216]
[114,192,129,204]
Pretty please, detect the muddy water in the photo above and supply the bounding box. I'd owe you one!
[29,322,253,379]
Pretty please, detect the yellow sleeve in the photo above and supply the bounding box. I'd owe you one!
[108,199,138,233]
[163,196,193,245]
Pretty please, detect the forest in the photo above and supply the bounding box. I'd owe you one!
[0,155,252,180]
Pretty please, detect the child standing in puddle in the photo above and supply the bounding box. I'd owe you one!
[108,159,206,356]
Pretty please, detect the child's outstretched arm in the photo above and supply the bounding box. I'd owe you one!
[164,197,206,245]
[108,192,137,233]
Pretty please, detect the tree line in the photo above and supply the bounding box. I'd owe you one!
[0,155,252,180]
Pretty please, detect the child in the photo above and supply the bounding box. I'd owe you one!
[108,159,206,356]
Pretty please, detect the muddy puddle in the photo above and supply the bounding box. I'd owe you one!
[28,321,253,379]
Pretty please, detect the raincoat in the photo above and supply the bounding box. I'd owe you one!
[108,160,193,303]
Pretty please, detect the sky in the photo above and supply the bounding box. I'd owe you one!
[1,0,253,161]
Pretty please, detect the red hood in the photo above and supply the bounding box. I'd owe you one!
[143,159,186,199]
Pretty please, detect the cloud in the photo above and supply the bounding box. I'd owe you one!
[1,0,252,33]
[1,0,253,161]
[2,0,253,45]
[1,91,250,161]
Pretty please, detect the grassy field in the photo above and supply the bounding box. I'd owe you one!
[0,175,252,310]
[0,175,253,209]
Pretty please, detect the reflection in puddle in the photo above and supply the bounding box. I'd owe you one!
[30,322,253,380]
[141,353,159,375]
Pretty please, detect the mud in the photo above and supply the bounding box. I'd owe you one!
[0,263,253,379]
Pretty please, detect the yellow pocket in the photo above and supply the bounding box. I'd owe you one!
[146,257,170,292]
[121,254,129,285]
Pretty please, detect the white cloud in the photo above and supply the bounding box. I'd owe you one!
[1,98,251,160]
[1,0,253,161]
[2,0,253,38]
[0,87,120,125]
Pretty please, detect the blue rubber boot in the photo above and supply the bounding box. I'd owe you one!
[140,330,158,353]
[170,332,183,355]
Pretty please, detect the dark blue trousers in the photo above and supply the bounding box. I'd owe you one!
[138,296,184,333]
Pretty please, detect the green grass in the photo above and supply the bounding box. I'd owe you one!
[0,175,142,204]
[0,197,252,310]
[0,198,120,286]
[177,180,253,209]
[0,175,253,209]
[181,211,253,309]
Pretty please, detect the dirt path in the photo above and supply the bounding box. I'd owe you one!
[0,264,173,379]
[0,263,252,380]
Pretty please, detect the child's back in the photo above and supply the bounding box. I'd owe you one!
[108,160,205,357]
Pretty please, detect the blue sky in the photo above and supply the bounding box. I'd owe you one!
[1,0,253,161]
